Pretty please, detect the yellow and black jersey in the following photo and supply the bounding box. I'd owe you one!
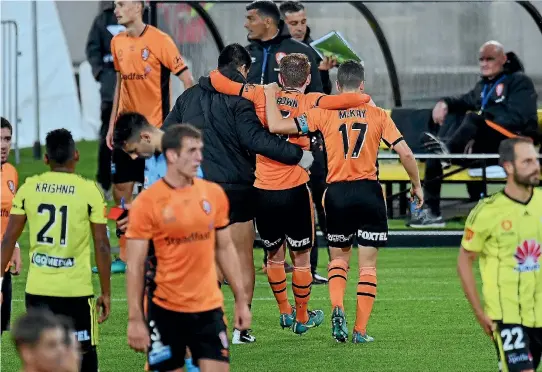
[11,172,107,297]
[461,189,542,327]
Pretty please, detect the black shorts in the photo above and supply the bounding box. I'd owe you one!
[255,183,314,251]
[1,272,12,333]
[220,184,256,224]
[146,301,229,371]
[324,180,388,248]
[111,147,145,184]
[25,294,98,348]
[493,322,542,372]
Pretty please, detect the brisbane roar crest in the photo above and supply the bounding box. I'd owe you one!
[201,200,212,215]
[7,180,15,195]
[141,47,150,61]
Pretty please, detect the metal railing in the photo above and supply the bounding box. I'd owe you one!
[1,20,21,164]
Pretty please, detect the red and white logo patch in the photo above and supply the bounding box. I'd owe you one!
[496,83,504,97]
[275,52,287,64]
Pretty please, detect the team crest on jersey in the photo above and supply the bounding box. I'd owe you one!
[496,83,504,97]
[514,239,541,273]
[141,47,150,61]
[162,206,176,223]
[201,200,211,215]
[7,180,15,195]
[464,227,474,241]
[275,52,287,64]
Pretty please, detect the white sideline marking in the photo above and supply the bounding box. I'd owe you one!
[11,296,456,303]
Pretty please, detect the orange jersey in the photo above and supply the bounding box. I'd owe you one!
[126,178,229,313]
[296,105,403,183]
[1,162,18,238]
[111,25,188,127]
[209,70,371,190]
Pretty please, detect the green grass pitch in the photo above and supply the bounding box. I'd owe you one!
[0,141,500,371]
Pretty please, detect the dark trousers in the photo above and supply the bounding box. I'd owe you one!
[309,173,330,273]
[425,113,507,215]
[97,102,113,191]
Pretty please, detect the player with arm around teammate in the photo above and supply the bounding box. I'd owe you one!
[0,129,112,372]
[125,124,251,372]
[264,60,423,343]
[457,137,541,372]
[208,53,371,335]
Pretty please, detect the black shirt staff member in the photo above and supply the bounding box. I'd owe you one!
[244,0,323,93]
[163,43,313,346]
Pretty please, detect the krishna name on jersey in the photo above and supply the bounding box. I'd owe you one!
[10,172,107,297]
[111,25,188,127]
[144,153,203,190]
[461,190,542,327]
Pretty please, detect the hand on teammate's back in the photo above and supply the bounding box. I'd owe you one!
[96,294,111,323]
[234,302,252,331]
[298,150,315,170]
[128,318,150,353]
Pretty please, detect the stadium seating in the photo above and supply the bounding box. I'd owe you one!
[378,109,542,217]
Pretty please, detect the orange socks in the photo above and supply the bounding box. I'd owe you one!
[354,267,377,334]
[292,267,312,323]
[328,259,349,311]
[267,260,292,315]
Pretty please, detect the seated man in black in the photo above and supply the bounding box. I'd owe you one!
[411,40,538,228]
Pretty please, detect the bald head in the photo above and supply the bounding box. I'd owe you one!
[479,40,506,79]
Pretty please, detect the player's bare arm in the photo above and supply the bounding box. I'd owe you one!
[392,141,423,208]
[457,247,495,337]
[91,222,112,323]
[106,72,122,150]
[215,227,252,331]
[126,238,150,353]
[263,83,302,135]
[0,214,26,274]
[178,69,195,89]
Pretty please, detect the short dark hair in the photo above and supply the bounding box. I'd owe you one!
[162,124,202,159]
[498,137,534,166]
[280,53,310,87]
[246,0,281,25]
[45,129,76,165]
[337,60,365,90]
[12,309,62,353]
[279,1,304,16]
[218,43,252,70]
[1,117,12,134]
[113,112,152,150]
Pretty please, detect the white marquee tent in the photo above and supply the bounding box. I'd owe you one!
[1,0,92,153]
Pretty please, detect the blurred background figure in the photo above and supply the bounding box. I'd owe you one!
[11,309,71,372]
[85,1,124,200]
